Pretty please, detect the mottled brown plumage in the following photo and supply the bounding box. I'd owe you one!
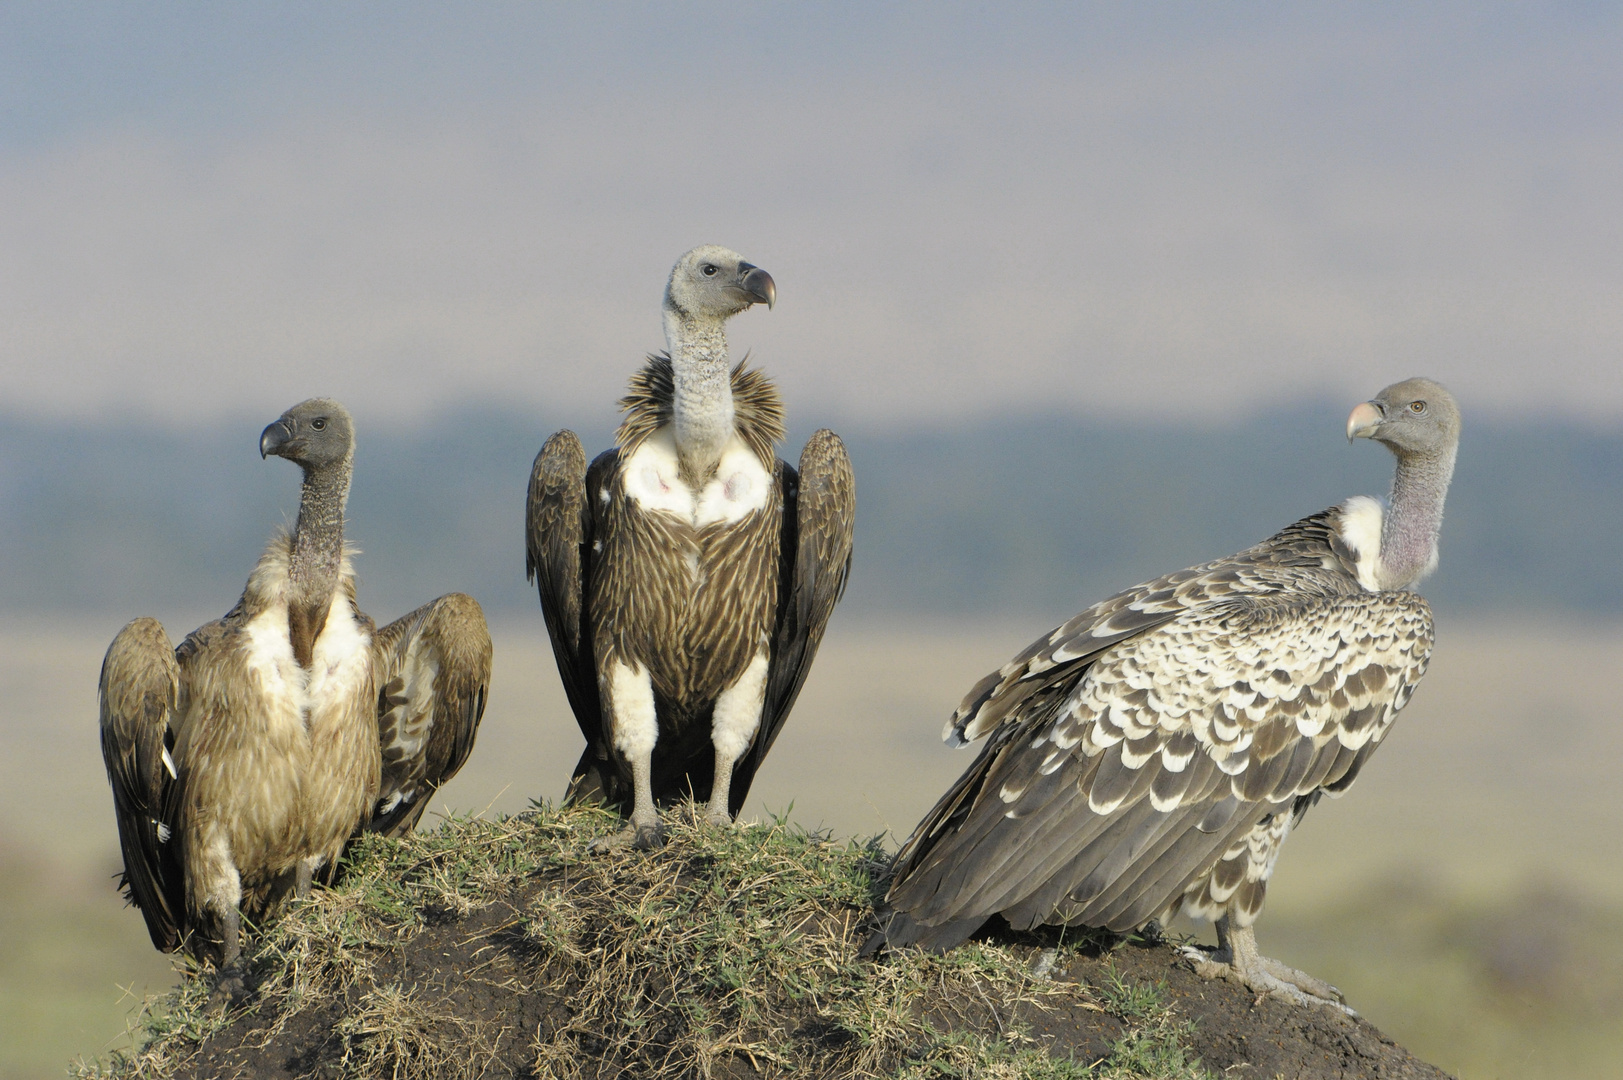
[99,399,492,995]
[526,247,854,847]
[102,533,380,975]
[869,379,1460,1014]
[368,592,494,837]
[529,361,855,818]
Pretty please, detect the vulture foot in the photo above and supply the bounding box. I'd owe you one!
[702,806,735,828]
[589,820,667,853]
[1182,919,1356,1016]
[205,966,251,1015]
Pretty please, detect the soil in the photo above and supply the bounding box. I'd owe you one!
[164,874,1453,1080]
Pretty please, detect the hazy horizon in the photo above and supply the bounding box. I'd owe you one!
[3,4,1621,426]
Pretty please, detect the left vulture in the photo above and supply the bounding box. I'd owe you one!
[99,398,492,997]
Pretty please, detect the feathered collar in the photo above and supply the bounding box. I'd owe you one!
[614,354,786,470]
[242,531,361,615]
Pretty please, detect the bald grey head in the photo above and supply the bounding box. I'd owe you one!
[1347,377,1459,591]
[661,247,775,482]
[1346,377,1461,459]
[260,398,356,474]
[664,245,775,322]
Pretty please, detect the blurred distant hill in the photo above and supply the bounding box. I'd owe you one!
[2,405,1617,626]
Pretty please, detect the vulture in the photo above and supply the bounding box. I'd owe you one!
[865,378,1459,1011]
[527,245,856,850]
[99,398,492,997]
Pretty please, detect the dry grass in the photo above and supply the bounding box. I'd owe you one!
[71,805,1214,1080]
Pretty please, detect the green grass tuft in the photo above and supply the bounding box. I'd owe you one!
[72,804,1214,1079]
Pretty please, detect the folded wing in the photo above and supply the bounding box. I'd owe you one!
[729,428,856,815]
[886,590,1432,947]
[368,593,493,837]
[98,617,185,951]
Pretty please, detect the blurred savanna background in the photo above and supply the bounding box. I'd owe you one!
[2,5,1620,1078]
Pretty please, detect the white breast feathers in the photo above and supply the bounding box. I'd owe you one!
[623,429,772,526]
[306,601,372,726]
[1337,496,1385,593]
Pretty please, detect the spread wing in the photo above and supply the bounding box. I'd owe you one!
[367,593,493,837]
[729,428,856,815]
[98,617,185,951]
[884,591,1432,946]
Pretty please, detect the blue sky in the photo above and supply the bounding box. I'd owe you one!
[2,3,1619,427]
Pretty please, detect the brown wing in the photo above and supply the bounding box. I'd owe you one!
[366,593,493,837]
[877,591,1433,951]
[99,617,185,951]
[727,429,856,815]
[527,430,604,741]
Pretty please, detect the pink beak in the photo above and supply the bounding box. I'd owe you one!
[1347,401,1383,441]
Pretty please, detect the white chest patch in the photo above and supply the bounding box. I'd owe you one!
[243,602,307,707]
[695,439,772,527]
[240,598,371,735]
[622,429,772,527]
[306,601,372,727]
[1337,496,1385,592]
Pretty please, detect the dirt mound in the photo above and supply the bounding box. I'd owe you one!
[75,807,1451,1079]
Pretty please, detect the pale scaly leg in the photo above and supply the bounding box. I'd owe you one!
[591,659,666,852]
[704,651,769,826]
[296,857,319,898]
[204,907,248,1013]
[193,826,250,1011]
[1183,915,1355,1015]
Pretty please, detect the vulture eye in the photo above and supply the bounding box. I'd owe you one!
[1408,401,1426,414]
[311,418,328,431]
[701,264,718,276]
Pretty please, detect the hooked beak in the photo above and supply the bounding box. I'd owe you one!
[260,418,295,459]
[1347,400,1384,442]
[738,263,776,309]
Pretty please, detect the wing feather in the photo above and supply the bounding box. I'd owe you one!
[367,593,493,837]
[728,429,855,815]
[946,508,1361,747]
[884,587,1433,945]
[527,431,602,742]
[98,617,185,951]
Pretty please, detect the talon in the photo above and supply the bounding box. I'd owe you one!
[1188,919,1356,1014]
[205,969,249,1015]
[632,823,666,850]
[589,826,638,854]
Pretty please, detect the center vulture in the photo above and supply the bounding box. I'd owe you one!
[527,246,856,849]
[866,378,1460,1012]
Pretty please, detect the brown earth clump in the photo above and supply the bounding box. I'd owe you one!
[75,805,1452,1079]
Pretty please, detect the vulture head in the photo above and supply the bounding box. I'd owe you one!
[664,245,776,322]
[260,398,356,473]
[1346,378,1460,460]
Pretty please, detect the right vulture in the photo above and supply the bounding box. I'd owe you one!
[527,246,856,850]
[866,378,1460,1012]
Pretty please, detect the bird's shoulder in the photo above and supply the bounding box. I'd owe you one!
[949,507,1370,745]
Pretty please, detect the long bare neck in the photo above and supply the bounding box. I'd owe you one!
[1378,443,1454,591]
[286,460,350,666]
[665,308,735,483]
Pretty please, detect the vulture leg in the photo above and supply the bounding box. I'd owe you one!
[1185,916,1354,1015]
[705,650,769,825]
[204,908,248,1012]
[295,858,318,899]
[590,660,665,851]
[590,752,663,851]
